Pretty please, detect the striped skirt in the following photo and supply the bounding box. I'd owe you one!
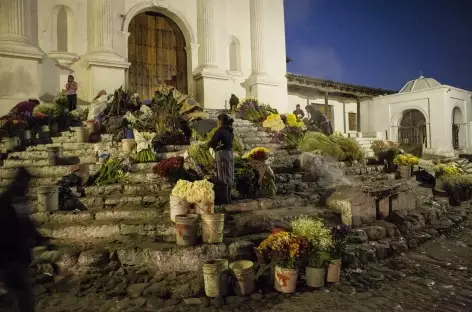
[216,150,234,187]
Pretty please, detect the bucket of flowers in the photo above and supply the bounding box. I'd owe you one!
[393,153,419,179]
[291,217,333,288]
[433,163,461,190]
[0,118,24,152]
[327,224,351,283]
[256,232,309,293]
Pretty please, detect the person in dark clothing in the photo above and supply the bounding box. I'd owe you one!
[208,114,234,203]
[9,99,40,117]
[0,167,42,312]
[293,104,305,119]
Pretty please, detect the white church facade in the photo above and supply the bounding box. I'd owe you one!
[1,0,470,157]
[0,0,288,115]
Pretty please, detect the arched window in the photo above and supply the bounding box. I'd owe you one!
[52,5,74,53]
[57,6,68,52]
[228,36,241,72]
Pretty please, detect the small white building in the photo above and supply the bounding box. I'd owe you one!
[361,76,472,156]
[286,73,395,136]
[0,0,288,115]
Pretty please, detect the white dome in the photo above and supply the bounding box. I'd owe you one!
[399,76,441,93]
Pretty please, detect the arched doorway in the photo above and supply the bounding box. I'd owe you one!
[452,107,465,150]
[127,11,188,100]
[398,109,427,147]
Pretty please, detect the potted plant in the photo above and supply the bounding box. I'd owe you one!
[291,217,333,288]
[256,232,309,294]
[0,118,23,152]
[433,163,461,190]
[327,224,351,283]
[33,112,50,139]
[306,251,331,288]
[393,153,419,178]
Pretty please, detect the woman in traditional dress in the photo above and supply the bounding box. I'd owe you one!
[208,114,234,203]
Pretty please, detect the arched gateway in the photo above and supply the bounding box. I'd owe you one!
[398,109,427,147]
[127,11,188,100]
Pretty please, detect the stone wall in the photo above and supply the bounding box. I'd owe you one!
[326,179,420,228]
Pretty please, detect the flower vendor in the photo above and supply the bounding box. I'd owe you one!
[9,98,40,117]
[293,104,305,119]
[207,113,234,202]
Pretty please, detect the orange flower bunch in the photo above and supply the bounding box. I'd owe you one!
[33,112,47,118]
[257,232,309,268]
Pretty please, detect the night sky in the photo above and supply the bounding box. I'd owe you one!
[284,0,472,91]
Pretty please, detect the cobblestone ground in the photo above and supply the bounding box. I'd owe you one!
[3,215,472,312]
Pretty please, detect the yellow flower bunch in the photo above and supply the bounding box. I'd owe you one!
[186,179,215,203]
[393,153,419,166]
[286,114,304,128]
[242,147,270,161]
[433,163,462,176]
[171,179,192,199]
[262,114,285,132]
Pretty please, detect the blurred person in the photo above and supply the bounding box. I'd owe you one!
[0,167,45,312]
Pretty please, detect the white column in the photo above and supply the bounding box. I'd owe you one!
[249,0,267,76]
[88,0,115,53]
[197,0,217,68]
[0,0,30,45]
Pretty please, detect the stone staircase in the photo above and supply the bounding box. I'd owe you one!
[354,136,376,159]
[3,118,395,277]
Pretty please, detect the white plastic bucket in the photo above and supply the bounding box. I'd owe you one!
[230,260,255,296]
[75,128,89,143]
[37,186,59,212]
[175,214,199,246]
[305,267,325,288]
[202,213,225,243]
[203,259,229,297]
[169,195,192,222]
[195,202,214,214]
[326,259,341,283]
[274,266,298,294]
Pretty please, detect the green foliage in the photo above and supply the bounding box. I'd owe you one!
[90,158,130,186]
[234,157,258,198]
[33,103,62,119]
[442,174,472,204]
[260,174,277,197]
[328,134,363,162]
[197,127,244,154]
[298,131,345,160]
[188,141,213,170]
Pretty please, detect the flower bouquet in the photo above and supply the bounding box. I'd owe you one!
[262,114,285,132]
[242,147,270,162]
[0,118,25,137]
[187,179,215,214]
[169,179,193,222]
[257,232,309,293]
[327,224,351,283]
[292,217,332,288]
[393,153,419,178]
[286,114,305,128]
[153,156,186,182]
[433,163,462,190]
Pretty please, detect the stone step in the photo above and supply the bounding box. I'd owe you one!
[0,171,164,188]
[2,181,172,200]
[37,218,174,242]
[31,191,170,212]
[0,162,159,179]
